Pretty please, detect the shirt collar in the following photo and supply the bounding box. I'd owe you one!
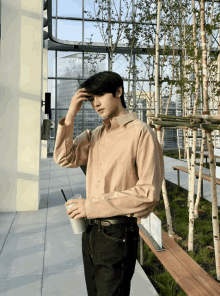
[102,110,136,129]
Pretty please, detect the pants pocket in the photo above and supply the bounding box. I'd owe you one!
[101,224,126,243]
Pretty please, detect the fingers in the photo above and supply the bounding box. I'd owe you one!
[70,210,79,219]
[78,88,88,94]
[67,207,76,216]
[78,88,91,98]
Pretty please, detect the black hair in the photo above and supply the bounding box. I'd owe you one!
[79,71,127,109]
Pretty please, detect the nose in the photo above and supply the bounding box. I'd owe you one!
[93,96,101,107]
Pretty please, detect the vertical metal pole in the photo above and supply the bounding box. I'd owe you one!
[132,0,136,113]
[108,0,112,71]
[107,0,110,72]
[82,0,85,131]
[82,0,84,45]
[201,179,203,198]
[149,56,152,114]
[140,237,144,266]
[180,56,184,148]
[133,54,136,112]
[55,0,58,41]
[55,52,57,149]
[54,0,58,151]
[155,1,161,118]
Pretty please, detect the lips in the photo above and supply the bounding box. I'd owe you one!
[98,109,104,112]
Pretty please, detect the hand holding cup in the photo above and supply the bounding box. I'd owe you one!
[61,191,87,234]
[65,198,87,220]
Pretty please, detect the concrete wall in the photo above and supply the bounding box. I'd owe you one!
[0,0,44,211]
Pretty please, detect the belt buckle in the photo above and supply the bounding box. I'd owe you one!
[101,220,111,227]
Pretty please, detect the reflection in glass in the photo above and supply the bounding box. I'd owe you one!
[57,52,82,78]
[48,51,56,78]
[84,53,107,78]
[57,79,80,110]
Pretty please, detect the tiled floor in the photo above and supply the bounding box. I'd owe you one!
[0,155,218,296]
[0,157,159,296]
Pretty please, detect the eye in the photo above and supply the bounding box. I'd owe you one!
[88,94,105,102]
[87,96,94,102]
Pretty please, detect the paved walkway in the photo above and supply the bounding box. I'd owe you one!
[0,157,159,296]
[1,155,218,296]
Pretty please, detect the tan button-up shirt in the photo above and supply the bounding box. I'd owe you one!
[54,111,164,219]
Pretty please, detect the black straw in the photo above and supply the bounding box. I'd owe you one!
[61,189,67,202]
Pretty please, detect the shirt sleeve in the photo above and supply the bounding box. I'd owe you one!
[85,125,164,219]
[53,117,92,168]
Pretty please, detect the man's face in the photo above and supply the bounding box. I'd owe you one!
[88,90,122,119]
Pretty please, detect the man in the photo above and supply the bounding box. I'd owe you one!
[53,71,164,296]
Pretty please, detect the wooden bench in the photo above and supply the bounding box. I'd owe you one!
[202,152,220,167]
[138,227,220,295]
[172,166,220,198]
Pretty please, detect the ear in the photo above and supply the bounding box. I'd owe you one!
[116,87,122,97]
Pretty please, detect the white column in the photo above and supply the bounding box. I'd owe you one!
[0,0,43,211]
[41,46,49,159]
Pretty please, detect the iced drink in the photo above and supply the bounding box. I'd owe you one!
[65,194,86,234]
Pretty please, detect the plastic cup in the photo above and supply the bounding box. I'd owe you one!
[65,194,86,234]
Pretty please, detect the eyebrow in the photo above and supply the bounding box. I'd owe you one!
[88,93,106,101]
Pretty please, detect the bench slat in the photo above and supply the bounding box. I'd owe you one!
[162,230,220,295]
[172,166,220,185]
[203,152,220,159]
[138,228,220,296]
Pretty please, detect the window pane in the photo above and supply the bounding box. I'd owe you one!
[84,21,104,43]
[136,55,153,81]
[52,17,57,37]
[123,80,128,96]
[136,81,155,112]
[138,81,155,94]
[84,0,108,21]
[58,0,82,18]
[112,54,130,79]
[57,79,80,109]
[56,20,82,42]
[52,0,57,17]
[48,79,56,109]
[161,82,169,99]
[119,23,132,45]
[73,107,104,138]
[84,0,132,22]
[48,50,55,77]
[114,0,133,21]
[57,52,82,78]
[84,52,108,78]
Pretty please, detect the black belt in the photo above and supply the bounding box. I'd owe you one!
[88,215,137,228]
